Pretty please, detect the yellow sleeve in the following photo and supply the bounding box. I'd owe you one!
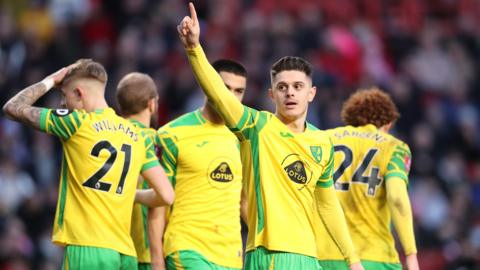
[156,129,178,187]
[186,45,245,128]
[141,133,161,172]
[314,186,360,265]
[386,178,417,255]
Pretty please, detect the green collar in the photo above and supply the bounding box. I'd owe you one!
[129,119,147,128]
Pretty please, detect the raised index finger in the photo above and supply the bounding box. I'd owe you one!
[189,2,198,24]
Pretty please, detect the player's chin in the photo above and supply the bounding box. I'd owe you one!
[281,108,302,120]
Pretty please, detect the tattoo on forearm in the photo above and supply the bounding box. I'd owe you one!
[4,82,49,129]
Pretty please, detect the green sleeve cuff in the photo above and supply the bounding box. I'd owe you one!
[39,108,49,132]
[385,173,409,185]
[141,160,160,173]
[316,179,333,188]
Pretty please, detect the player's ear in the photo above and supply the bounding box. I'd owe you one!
[147,98,156,113]
[308,86,316,102]
[268,88,274,100]
[74,87,84,100]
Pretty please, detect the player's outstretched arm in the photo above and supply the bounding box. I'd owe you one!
[3,67,69,130]
[386,179,419,270]
[315,185,364,270]
[178,2,245,128]
[148,206,167,270]
[138,166,174,207]
[315,144,364,270]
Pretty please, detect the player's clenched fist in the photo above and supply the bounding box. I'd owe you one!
[177,2,200,49]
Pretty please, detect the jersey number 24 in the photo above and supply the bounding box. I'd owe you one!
[333,145,382,196]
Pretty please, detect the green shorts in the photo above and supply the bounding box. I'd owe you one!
[318,260,402,270]
[62,245,138,270]
[166,250,240,270]
[138,262,151,270]
[245,247,320,270]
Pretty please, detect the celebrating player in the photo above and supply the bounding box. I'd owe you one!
[3,60,174,269]
[316,88,419,270]
[177,3,363,270]
[150,59,248,270]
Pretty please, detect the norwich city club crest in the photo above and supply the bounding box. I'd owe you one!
[310,146,322,163]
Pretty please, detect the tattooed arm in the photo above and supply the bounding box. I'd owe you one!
[2,68,68,130]
[3,82,51,130]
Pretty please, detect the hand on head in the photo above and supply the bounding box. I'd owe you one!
[45,62,80,87]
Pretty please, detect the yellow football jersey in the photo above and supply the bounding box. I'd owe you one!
[316,124,412,263]
[157,109,243,268]
[232,108,333,258]
[130,120,158,263]
[39,108,160,257]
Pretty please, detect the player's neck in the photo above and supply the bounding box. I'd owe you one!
[128,110,151,127]
[276,112,307,133]
[84,98,109,112]
[379,123,392,133]
[201,103,224,125]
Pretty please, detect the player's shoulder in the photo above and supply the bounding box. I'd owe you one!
[258,109,274,123]
[167,110,206,129]
[242,108,273,126]
[139,127,157,143]
[47,108,89,119]
[84,108,130,124]
[326,125,355,137]
[142,127,157,137]
[306,122,320,131]
[327,124,387,141]
[385,133,411,153]
[305,122,329,138]
[302,123,333,149]
[258,110,274,118]
[158,110,206,144]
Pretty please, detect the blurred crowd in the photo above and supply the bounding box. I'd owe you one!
[0,0,479,269]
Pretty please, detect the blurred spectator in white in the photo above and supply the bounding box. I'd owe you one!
[406,23,455,92]
[0,152,36,215]
[48,0,90,25]
[411,177,449,232]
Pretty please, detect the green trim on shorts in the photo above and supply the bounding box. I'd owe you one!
[62,245,138,270]
[362,260,402,270]
[318,260,402,270]
[317,260,349,270]
[165,250,240,270]
[245,247,320,270]
[138,263,152,270]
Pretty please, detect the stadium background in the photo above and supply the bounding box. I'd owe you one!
[0,0,479,269]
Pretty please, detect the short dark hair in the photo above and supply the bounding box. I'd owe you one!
[270,56,312,80]
[116,72,158,116]
[212,59,247,77]
[62,59,107,86]
[341,87,400,128]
